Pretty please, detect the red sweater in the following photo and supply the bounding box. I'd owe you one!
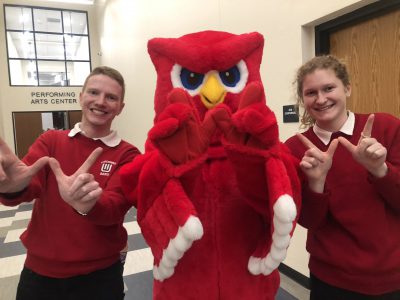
[285,113,400,295]
[0,130,139,278]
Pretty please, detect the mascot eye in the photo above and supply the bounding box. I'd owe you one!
[180,68,204,90]
[219,66,240,87]
[218,60,249,94]
[171,64,204,96]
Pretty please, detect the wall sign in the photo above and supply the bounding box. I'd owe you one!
[30,91,78,105]
[283,105,299,123]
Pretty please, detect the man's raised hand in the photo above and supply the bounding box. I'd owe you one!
[0,137,49,193]
[338,114,388,178]
[49,147,103,214]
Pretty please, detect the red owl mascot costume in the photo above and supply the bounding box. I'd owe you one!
[120,30,301,300]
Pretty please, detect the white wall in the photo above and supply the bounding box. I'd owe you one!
[94,0,376,276]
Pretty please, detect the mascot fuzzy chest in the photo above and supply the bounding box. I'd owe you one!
[120,30,301,300]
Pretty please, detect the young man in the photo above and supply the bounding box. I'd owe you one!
[0,66,140,300]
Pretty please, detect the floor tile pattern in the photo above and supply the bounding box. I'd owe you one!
[0,202,309,300]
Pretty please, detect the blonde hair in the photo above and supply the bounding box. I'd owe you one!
[82,66,125,101]
[294,55,350,128]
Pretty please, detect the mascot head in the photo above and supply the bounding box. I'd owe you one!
[148,30,265,121]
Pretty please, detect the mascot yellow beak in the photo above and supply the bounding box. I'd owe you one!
[200,73,226,109]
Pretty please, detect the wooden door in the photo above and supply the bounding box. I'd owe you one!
[13,110,81,159]
[329,9,400,117]
[68,110,82,128]
[13,112,43,159]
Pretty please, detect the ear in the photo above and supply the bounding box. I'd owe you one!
[345,85,351,97]
[117,101,125,115]
[79,92,83,106]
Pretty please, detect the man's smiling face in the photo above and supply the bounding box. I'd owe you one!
[79,74,125,137]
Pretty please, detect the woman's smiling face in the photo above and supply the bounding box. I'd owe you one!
[302,68,351,132]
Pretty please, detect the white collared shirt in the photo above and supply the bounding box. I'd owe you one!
[68,122,121,147]
[313,111,355,145]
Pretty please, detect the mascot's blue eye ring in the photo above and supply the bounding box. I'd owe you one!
[219,60,249,94]
[180,68,204,90]
[219,66,240,87]
[171,64,204,96]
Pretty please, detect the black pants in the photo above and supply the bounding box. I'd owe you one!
[16,261,125,300]
[310,274,400,300]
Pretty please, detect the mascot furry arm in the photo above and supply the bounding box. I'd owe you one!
[120,31,301,299]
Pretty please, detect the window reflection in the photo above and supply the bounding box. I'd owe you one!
[36,33,65,59]
[4,5,91,86]
[33,9,62,33]
[65,35,89,60]
[5,6,33,31]
[37,61,67,86]
[9,60,37,86]
[7,32,35,59]
[67,62,91,85]
[63,11,87,34]
[41,111,68,130]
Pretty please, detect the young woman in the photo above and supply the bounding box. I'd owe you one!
[285,55,400,299]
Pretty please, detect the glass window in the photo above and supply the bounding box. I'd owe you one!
[33,9,62,33]
[37,60,67,86]
[7,31,35,59]
[4,4,91,86]
[67,61,90,85]
[9,60,37,85]
[5,6,33,31]
[63,11,87,34]
[36,33,65,59]
[65,35,89,60]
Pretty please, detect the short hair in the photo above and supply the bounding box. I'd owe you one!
[294,55,350,128]
[82,66,125,101]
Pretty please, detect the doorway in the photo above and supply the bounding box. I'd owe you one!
[13,110,82,159]
[315,1,400,117]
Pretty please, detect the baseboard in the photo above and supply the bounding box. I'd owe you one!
[279,263,310,290]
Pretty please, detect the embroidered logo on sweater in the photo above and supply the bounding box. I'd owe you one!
[100,160,116,176]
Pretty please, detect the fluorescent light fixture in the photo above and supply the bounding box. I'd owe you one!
[45,0,94,4]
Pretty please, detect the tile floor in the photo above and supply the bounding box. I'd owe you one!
[0,202,310,300]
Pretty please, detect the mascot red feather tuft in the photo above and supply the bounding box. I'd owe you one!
[120,30,301,300]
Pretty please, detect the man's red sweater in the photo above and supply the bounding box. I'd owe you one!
[0,130,139,278]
